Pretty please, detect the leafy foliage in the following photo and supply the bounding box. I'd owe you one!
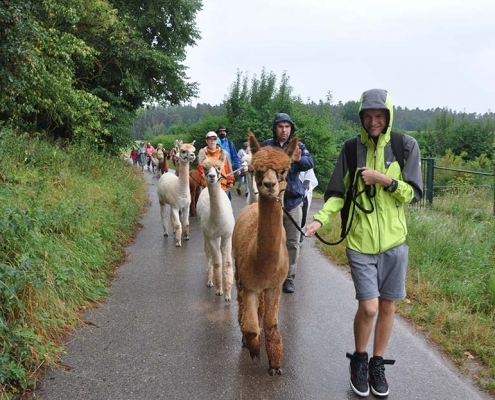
[0,0,202,153]
[0,129,147,395]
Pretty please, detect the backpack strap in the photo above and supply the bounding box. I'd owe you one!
[339,136,358,238]
[390,131,405,169]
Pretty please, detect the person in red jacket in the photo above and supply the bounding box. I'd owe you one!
[197,131,234,194]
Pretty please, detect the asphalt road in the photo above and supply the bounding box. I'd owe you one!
[37,169,492,400]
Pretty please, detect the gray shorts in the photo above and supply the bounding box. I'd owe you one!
[346,243,409,301]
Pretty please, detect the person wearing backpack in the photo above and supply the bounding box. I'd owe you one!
[215,126,241,200]
[261,113,314,294]
[304,89,423,398]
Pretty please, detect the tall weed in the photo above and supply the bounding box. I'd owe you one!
[0,131,147,397]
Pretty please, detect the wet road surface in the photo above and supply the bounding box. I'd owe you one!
[37,170,492,400]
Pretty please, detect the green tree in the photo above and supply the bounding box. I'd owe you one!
[450,119,494,160]
[341,100,360,124]
[224,69,338,187]
[0,0,202,152]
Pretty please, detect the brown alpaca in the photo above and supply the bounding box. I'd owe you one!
[232,132,298,375]
[158,149,169,175]
[189,169,203,217]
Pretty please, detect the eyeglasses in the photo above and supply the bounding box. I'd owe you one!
[206,137,217,140]
[218,130,226,133]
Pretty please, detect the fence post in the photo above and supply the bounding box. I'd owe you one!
[425,158,434,206]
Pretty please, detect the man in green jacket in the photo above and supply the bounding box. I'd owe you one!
[305,88,423,398]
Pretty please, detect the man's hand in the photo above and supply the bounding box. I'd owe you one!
[292,146,301,162]
[304,220,322,238]
[358,167,392,187]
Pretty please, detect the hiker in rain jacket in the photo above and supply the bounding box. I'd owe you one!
[305,89,422,398]
[261,113,314,294]
[308,89,423,254]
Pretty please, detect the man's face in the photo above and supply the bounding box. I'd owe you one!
[206,137,217,150]
[275,122,291,143]
[361,109,387,137]
[217,129,227,139]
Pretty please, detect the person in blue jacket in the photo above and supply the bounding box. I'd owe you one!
[216,125,241,200]
[261,113,314,293]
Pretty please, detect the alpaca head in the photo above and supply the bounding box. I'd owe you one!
[201,156,224,185]
[241,153,252,173]
[179,141,196,163]
[248,132,298,200]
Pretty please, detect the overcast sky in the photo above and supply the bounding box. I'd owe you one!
[184,0,495,114]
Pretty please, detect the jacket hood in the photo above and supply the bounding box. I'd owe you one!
[272,113,295,140]
[358,89,394,141]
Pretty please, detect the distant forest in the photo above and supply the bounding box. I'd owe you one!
[131,100,495,138]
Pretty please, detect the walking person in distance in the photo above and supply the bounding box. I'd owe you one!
[215,125,241,200]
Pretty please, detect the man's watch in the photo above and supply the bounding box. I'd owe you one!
[385,179,398,193]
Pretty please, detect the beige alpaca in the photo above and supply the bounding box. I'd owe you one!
[240,152,258,205]
[196,152,235,301]
[157,141,196,247]
[232,132,298,375]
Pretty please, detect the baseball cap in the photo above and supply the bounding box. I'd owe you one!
[206,131,217,138]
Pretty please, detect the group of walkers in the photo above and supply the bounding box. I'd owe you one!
[130,141,172,172]
[130,88,423,399]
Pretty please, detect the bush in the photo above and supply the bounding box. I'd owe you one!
[0,130,147,396]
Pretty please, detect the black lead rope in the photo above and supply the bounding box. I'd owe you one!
[283,177,376,246]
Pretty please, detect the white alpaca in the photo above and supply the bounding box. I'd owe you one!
[196,152,235,301]
[241,152,259,205]
[157,141,196,247]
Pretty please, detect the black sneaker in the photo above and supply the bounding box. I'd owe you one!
[368,356,395,398]
[346,352,369,397]
[236,188,241,195]
[282,278,295,293]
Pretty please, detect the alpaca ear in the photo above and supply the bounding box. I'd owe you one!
[190,140,196,146]
[219,150,226,163]
[248,131,260,155]
[286,136,299,158]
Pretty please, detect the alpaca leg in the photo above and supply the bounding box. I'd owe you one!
[207,237,223,296]
[241,290,261,359]
[263,288,283,375]
[180,205,191,240]
[160,202,169,237]
[170,208,182,247]
[189,196,196,217]
[258,291,265,329]
[235,269,244,327]
[204,236,213,288]
[222,237,233,302]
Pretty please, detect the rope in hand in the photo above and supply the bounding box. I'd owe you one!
[282,174,377,246]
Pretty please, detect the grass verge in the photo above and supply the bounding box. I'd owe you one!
[0,132,147,399]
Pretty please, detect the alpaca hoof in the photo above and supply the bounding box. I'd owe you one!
[269,367,283,376]
[185,236,190,241]
[175,243,181,247]
[164,233,169,237]
[206,281,213,288]
[224,296,231,302]
[215,290,223,296]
